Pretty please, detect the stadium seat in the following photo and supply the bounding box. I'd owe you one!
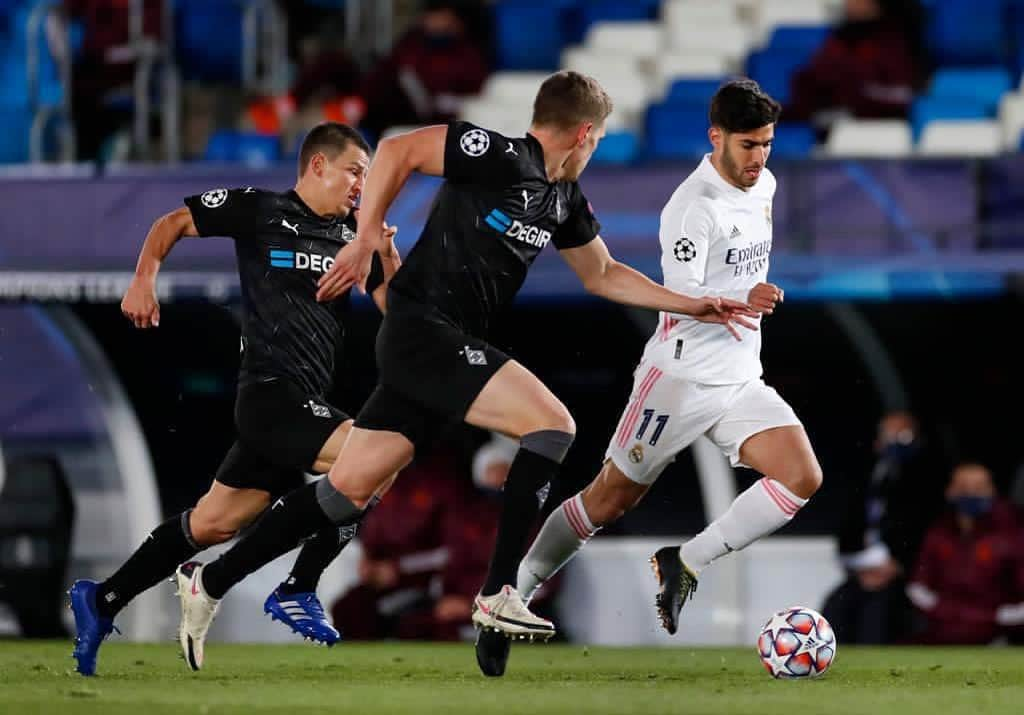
[910,97,991,139]
[203,130,281,166]
[592,130,640,164]
[492,0,573,71]
[927,0,1008,66]
[753,0,832,43]
[662,0,742,27]
[664,23,752,66]
[175,0,245,82]
[594,74,656,131]
[585,21,663,61]
[645,104,709,159]
[746,48,814,105]
[664,78,727,107]
[917,120,1002,157]
[564,0,660,45]
[997,93,1024,149]
[654,54,731,92]
[927,68,1012,114]
[824,119,913,157]
[459,97,531,138]
[0,106,31,163]
[481,72,550,106]
[767,25,829,53]
[770,122,816,158]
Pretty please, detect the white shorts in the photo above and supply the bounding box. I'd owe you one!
[604,363,802,485]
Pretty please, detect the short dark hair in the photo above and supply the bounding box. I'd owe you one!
[531,71,614,130]
[709,79,781,133]
[298,122,370,176]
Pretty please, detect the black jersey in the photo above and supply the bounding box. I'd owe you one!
[183,187,383,397]
[387,121,601,337]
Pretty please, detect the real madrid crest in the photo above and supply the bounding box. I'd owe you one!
[628,443,644,464]
[764,200,772,226]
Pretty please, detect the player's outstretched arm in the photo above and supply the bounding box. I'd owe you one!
[317,126,447,302]
[560,236,759,340]
[121,206,199,328]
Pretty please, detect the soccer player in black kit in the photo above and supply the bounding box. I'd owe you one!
[68,123,400,676]
[173,72,757,672]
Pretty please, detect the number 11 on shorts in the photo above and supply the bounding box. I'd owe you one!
[636,409,669,446]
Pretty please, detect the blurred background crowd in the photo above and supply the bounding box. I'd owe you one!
[2,0,1024,649]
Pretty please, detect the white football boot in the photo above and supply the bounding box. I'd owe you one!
[472,585,555,640]
[174,561,221,671]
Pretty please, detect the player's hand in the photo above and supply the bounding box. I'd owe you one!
[686,296,759,341]
[380,222,401,272]
[747,282,784,315]
[317,227,379,301]
[121,275,160,328]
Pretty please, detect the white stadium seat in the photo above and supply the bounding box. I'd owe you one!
[654,53,732,92]
[481,72,550,106]
[664,23,753,65]
[917,120,1002,157]
[459,97,531,138]
[997,93,1024,150]
[662,0,743,27]
[824,119,913,158]
[753,0,832,42]
[586,21,663,60]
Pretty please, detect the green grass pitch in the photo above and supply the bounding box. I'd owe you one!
[1,641,1022,715]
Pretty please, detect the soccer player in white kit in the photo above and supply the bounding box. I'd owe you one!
[476,79,823,676]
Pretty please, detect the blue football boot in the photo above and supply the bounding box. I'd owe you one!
[69,580,118,676]
[264,587,341,646]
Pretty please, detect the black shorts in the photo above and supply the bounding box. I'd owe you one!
[355,293,509,446]
[215,377,349,494]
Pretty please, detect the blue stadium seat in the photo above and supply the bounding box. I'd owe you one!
[767,25,829,53]
[928,67,1012,113]
[0,3,63,107]
[563,0,659,45]
[770,123,816,159]
[175,0,244,83]
[645,105,709,160]
[203,130,281,166]
[746,48,815,105]
[492,0,571,70]
[0,106,31,163]
[664,78,726,107]
[910,97,991,139]
[927,0,1008,65]
[592,130,639,165]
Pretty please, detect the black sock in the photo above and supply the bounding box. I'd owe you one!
[201,481,344,599]
[96,512,201,619]
[278,524,356,595]
[481,448,562,596]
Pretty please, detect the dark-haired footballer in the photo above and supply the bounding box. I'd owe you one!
[505,78,825,675]
[69,122,400,675]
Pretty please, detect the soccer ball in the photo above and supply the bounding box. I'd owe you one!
[756,606,836,679]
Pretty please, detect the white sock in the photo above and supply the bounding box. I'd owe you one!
[517,493,599,603]
[680,478,807,574]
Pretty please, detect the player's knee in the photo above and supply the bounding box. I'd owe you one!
[326,471,375,510]
[791,461,823,500]
[188,510,241,546]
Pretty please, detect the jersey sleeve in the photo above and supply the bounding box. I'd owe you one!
[443,120,520,186]
[553,184,601,250]
[183,188,268,238]
[365,252,386,295]
[661,196,748,305]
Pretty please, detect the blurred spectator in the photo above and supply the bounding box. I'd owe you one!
[359,0,489,138]
[907,462,1024,644]
[66,0,164,160]
[785,0,928,127]
[331,450,459,640]
[823,411,945,643]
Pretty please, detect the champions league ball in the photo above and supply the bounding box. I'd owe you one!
[757,606,836,679]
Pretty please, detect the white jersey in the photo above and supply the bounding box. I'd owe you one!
[640,155,776,385]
